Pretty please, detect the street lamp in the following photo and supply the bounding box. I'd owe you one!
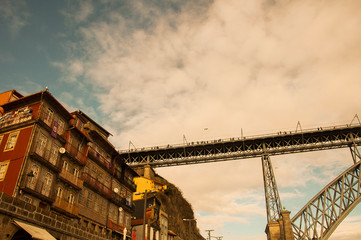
[134,190,157,240]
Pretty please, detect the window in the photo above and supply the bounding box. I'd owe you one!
[27,164,40,189]
[77,119,83,131]
[63,161,68,171]
[97,172,104,183]
[68,193,74,204]
[94,195,99,212]
[109,204,117,221]
[82,220,88,228]
[44,108,54,126]
[78,189,84,205]
[49,144,59,165]
[91,223,96,231]
[73,168,79,177]
[104,175,110,187]
[58,119,65,135]
[4,131,19,151]
[91,165,97,177]
[41,172,53,196]
[0,161,10,181]
[57,187,63,198]
[86,191,93,208]
[100,198,105,213]
[36,134,47,156]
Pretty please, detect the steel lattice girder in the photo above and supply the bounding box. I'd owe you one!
[262,155,283,222]
[120,125,361,167]
[291,161,361,240]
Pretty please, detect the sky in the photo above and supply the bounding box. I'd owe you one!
[1,0,361,239]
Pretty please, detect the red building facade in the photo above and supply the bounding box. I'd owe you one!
[0,89,138,240]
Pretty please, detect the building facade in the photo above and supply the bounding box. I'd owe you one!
[0,89,138,240]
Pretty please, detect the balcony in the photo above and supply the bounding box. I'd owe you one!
[53,196,79,216]
[0,108,35,129]
[20,176,55,203]
[58,170,83,190]
[65,143,86,165]
[29,141,62,172]
[87,147,113,171]
[81,172,112,198]
[111,192,125,206]
[123,177,137,192]
[38,110,67,140]
[107,219,124,233]
[69,118,88,139]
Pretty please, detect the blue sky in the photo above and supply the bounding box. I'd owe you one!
[2,0,361,239]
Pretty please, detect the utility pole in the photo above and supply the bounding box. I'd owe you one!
[205,230,214,240]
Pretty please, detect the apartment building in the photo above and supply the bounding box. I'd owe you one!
[0,90,138,240]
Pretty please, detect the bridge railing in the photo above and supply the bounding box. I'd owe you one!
[118,123,361,153]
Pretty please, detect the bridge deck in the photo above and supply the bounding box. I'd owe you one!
[119,124,361,167]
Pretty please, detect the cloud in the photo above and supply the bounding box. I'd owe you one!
[61,0,94,25]
[0,0,30,37]
[57,0,361,238]
[329,213,361,240]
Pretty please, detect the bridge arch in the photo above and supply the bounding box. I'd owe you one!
[291,159,361,239]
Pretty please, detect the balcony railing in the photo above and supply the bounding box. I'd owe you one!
[38,110,66,139]
[81,172,112,198]
[69,118,88,138]
[123,177,137,191]
[107,219,124,233]
[21,176,54,202]
[0,108,35,129]
[58,170,83,190]
[88,147,113,170]
[65,143,86,164]
[30,141,62,172]
[111,192,126,206]
[53,196,79,216]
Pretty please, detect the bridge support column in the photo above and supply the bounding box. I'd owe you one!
[262,154,282,222]
[265,210,295,240]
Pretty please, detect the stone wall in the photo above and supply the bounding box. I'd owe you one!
[0,192,112,240]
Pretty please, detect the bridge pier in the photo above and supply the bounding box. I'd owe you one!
[265,210,294,240]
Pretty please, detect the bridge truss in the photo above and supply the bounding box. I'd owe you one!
[120,124,361,167]
[291,150,361,239]
[119,121,361,239]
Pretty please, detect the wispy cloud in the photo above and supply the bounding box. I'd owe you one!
[0,0,30,38]
[61,0,94,25]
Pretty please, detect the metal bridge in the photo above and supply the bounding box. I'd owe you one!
[119,120,361,239]
[120,123,361,167]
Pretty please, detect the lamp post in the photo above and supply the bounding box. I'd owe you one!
[205,230,214,240]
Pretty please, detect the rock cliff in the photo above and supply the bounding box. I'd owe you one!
[154,174,205,240]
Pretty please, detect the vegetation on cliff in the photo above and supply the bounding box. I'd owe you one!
[155,174,205,240]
